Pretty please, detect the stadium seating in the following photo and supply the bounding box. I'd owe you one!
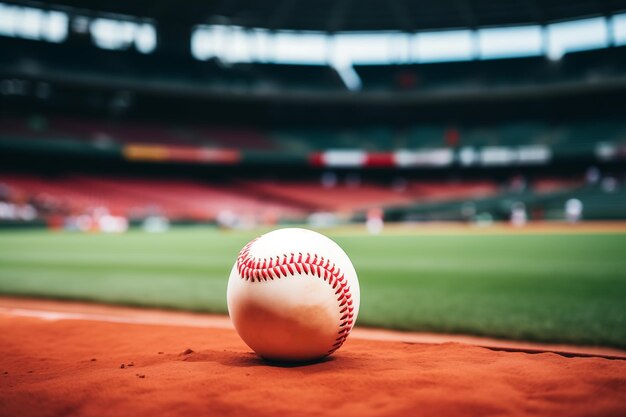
[0,174,305,221]
[0,116,277,149]
[236,179,500,212]
[403,181,498,202]
[237,180,416,212]
[541,184,626,220]
[0,173,514,222]
[383,177,625,222]
[2,115,625,152]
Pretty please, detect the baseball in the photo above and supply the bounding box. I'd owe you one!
[227,228,360,362]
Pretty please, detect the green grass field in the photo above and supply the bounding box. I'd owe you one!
[0,227,625,348]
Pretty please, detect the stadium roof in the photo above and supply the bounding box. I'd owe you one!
[27,0,626,31]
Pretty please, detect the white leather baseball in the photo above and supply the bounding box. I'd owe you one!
[227,228,360,362]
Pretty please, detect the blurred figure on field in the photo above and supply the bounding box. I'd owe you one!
[262,209,279,226]
[143,216,170,233]
[510,202,527,227]
[565,199,583,223]
[216,210,238,230]
[461,202,476,223]
[366,207,384,235]
[509,174,527,193]
[586,166,601,184]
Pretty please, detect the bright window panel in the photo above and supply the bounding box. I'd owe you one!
[547,17,608,59]
[273,31,328,65]
[0,4,18,37]
[0,3,68,42]
[413,30,474,63]
[613,13,626,46]
[135,23,156,54]
[191,26,212,60]
[332,32,408,65]
[18,7,42,40]
[42,11,68,42]
[248,29,271,62]
[191,25,251,62]
[219,26,252,63]
[478,25,543,59]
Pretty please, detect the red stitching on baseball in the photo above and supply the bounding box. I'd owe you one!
[236,238,355,355]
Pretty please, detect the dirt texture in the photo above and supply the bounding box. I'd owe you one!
[1,306,625,417]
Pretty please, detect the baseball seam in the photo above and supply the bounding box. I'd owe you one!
[236,239,355,355]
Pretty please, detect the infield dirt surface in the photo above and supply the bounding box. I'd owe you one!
[1,298,625,417]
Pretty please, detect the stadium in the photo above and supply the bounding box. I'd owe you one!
[0,0,625,416]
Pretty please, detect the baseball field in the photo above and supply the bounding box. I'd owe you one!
[0,225,625,348]
[1,225,626,417]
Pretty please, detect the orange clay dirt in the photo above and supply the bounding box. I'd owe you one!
[1,298,625,417]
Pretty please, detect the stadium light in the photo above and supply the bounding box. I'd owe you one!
[90,18,157,54]
[273,31,328,65]
[0,2,157,53]
[134,23,157,54]
[332,32,409,65]
[42,11,67,42]
[612,13,626,46]
[190,14,622,67]
[191,25,253,63]
[412,30,474,63]
[547,17,608,60]
[477,25,543,59]
[0,2,68,43]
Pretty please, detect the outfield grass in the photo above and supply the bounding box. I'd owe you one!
[0,227,625,348]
